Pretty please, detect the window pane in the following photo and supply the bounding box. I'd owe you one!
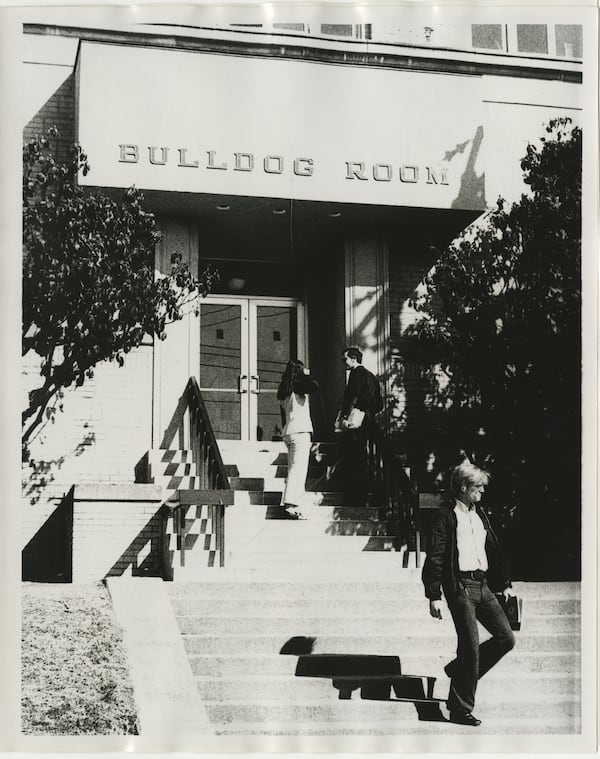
[273,23,305,32]
[555,25,583,58]
[256,306,297,442]
[199,304,242,389]
[517,24,548,54]
[201,391,241,440]
[471,24,503,50]
[321,24,353,37]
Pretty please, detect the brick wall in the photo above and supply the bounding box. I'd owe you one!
[23,72,75,161]
[22,346,154,549]
[71,484,163,583]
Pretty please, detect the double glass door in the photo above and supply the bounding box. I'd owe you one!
[199,297,304,441]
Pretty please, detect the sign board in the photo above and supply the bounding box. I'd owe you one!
[77,41,486,210]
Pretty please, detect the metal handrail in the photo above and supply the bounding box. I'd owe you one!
[161,377,232,569]
[365,420,419,562]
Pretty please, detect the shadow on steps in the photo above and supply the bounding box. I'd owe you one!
[284,650,446,722]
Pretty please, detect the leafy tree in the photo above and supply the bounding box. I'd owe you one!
[406,118,581,578]
[23,129,218,453]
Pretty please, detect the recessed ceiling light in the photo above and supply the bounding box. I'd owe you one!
[216,205,230,211]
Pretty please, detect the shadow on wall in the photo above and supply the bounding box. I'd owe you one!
[23,74,75,159]
[106,513,164,579]
[23,502,164,583]
[22,493,72,583]
[22,432,96,506]
[451,125,485,211]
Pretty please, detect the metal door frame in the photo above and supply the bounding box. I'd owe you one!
[201,294,305,441]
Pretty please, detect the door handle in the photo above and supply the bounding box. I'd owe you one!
[250,375,260,394]
[238,375,248,394]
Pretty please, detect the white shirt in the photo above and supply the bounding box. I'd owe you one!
[454,500,488,572]
[281,392,313,436]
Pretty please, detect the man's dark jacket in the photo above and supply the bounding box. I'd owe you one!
[342,365,383,415]
[422,503,512,601]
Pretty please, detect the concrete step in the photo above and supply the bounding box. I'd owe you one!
[193,675,580,709]
[187,653,582,689]
[179,616,578,650]
[181,628,581,661]
[218,440,342,454]
[233,492,368,506]
[170,595,580,626]
[150,443,343,474]
[218,449,286,466]
[167,579,580,603]
[225,464,287,478]
[172,603,579,635]
[226,535,399,554]
[222,549,413,570]
[229,477,269,490]
[217,444,344,470]
[394,650,580,675]
[203,697,580,725]
[229,520,393,537]
[232,491,283,506]
[227,504,387,522]
[224,463,334,480]
[170,557,421,579]
[225,551,419,572]
[163,555,421,581]
[210,716,581,736]
[218,440,288,452]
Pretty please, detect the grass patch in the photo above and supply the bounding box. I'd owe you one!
[22,582,138,735]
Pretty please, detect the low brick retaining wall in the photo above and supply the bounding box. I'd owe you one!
[71,483,164,582]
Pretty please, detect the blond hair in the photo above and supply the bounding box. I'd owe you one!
[450,460,490,496]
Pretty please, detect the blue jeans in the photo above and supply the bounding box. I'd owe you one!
[446,576,515,715]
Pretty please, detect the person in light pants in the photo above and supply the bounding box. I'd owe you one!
[277,360,320,519]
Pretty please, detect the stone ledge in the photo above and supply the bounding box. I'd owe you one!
[73,482,163,502]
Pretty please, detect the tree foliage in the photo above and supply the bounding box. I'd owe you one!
[23,129,218,451]
[407,118,581,578]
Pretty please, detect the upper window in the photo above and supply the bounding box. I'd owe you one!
[320,24,353,37]
[471,24,503,50]
[272,23,306,32]
[555,24,583,58]
[516,24,548,54]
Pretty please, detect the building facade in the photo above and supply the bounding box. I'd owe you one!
[22,13,584,558]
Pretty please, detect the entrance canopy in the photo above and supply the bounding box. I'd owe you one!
[76,40,486,211]
[108,187,481,266]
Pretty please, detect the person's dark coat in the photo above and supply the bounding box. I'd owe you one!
[342,365,383,416]
[422,503,512,601]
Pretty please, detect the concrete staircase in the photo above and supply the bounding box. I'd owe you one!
[141,440,411,578]
[166,575,581,735]
[143,440,581,735]
[219,440,409,574]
